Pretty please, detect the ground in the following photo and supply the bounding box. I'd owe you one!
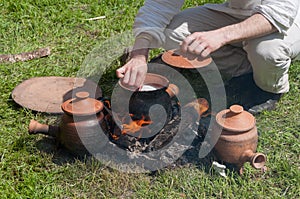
[0,0,299,198]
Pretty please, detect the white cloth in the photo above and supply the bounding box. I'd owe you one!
[134,0,300,45]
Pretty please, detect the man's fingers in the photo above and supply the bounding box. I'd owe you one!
[186,40,198,52]
[188,40,205,54]
[135,72,146,89]
[122,67,131,84]
[194,42,206,55]
[121,67,141,89]
[201,48,211,57]
[128,69,138,86]
[116,67,125,78]
[181,35,195,52]
[116,58,148,89]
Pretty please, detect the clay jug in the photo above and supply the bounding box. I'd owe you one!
[211,105,266,174]
[28,91,106,156]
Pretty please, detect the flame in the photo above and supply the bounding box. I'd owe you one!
[195,98,209,115]
[185,98,209,119]
[111,134,120,140]
[122,115,152,134]
[104,99,111,109]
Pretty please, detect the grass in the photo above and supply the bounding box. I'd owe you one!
[0,0,299,198]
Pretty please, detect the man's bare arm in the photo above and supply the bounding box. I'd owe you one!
[220,13,277,45]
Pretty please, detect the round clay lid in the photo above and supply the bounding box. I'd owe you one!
[215,105,256,132]
[161,49,212,69]
[61,91,103,116]
[11,76,102,114]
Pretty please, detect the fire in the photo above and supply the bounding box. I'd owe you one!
[106,113,153,141]
[194,98,209,115]
[107,98,209,141]
[121,115,152,134]
[110,134,120,140]
[184,98,209,120]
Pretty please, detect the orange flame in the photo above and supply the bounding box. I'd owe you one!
[122,115,152,134]
[187,98,209,115]
[111,134,120,140]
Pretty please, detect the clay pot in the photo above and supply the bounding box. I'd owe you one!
[118,73,179,122]
[211,105,266,174]
[28,91,106,156]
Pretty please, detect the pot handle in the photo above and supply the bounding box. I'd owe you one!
[166,83,179,98]
[28,120,59,137]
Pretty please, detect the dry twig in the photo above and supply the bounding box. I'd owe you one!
[0,47,51,63]
[85,16,106,21]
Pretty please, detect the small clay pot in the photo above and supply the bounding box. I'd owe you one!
[28,91,106,156]
[211,105,266,174]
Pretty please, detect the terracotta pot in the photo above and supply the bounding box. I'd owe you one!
[118,73,179,122]
[211,105,266,174]
[28,91,106,156]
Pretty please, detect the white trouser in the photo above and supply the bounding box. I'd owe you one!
[163,6,300,93]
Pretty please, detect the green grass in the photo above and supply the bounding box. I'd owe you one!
[0,0,299,198]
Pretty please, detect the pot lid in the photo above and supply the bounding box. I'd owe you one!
[61,91,103,116]
[11,76,102,114]
[161,49,212,69]
[215,105,256,132]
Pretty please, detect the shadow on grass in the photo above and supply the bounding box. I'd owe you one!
[34,137,81,165]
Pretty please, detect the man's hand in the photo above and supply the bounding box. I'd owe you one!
[116,54,148,89]
[116,37,150,89]
[181,30,226,57]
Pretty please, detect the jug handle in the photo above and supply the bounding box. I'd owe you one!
[166,83,179,98]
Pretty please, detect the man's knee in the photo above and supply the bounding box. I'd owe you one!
[245,37,291,66]
[244,38,291,93]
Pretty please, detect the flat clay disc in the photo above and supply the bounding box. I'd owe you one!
[12,76,102,114]
[161,49,212,69]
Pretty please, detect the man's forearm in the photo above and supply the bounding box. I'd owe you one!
[131,37,150,61]
[219,13,277,45]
